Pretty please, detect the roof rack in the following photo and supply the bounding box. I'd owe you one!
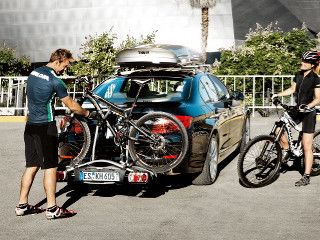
[115,64,212,76]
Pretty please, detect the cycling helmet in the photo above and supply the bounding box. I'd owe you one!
[301,50,319,65]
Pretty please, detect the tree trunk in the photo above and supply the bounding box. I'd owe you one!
[201,7,209,61]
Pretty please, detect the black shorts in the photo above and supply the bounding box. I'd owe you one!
[292,110,316,134]
[24,121,58,169]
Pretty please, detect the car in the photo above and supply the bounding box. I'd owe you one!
[79,45,249,185]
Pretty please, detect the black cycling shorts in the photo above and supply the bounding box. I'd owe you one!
[24,121,58,169]
[292,110,317,134]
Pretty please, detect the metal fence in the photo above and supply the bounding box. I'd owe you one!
[0,75,295,117]
[217,75,295,116]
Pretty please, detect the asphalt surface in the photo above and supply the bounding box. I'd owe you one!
[1,115,320,240]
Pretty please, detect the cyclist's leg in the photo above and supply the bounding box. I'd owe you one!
[19,123,42,205]
[276,127,289,150]
[301,111,316,175]
[295,111,316,186]
[42,123,59,208]
[302,133,314,175]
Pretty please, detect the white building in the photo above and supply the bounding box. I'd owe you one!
[0,0,318,63]
[0,0,234,62]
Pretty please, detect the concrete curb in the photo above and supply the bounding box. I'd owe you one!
[0,116,27,122]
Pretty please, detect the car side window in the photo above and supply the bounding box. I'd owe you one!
[199,76,219,102]
[209,75,230,100]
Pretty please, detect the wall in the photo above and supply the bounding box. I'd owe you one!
[0,0,234,62]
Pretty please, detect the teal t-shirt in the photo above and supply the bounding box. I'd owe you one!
[26,66,68,123]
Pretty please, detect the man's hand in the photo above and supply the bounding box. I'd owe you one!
[271,93,278,100]
[271,94,280,105]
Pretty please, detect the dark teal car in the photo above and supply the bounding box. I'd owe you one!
[82,67,249,185]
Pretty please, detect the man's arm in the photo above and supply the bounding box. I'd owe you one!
[308,88,320,109]
[61,96,89,117]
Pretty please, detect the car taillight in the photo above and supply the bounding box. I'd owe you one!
[151,115,193,134]
[175,115,193,129]
[128,172,149,183]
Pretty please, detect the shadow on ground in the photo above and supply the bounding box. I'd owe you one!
[35,149,239,209]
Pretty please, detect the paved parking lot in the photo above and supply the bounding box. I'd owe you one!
[1,115,320,240]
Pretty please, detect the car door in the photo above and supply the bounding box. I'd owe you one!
[199,75,231,154]
[209,75,245,148]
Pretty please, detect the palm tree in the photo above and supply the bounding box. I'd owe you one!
[190,0,216,60]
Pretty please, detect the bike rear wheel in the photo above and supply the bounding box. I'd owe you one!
[237,135,282,188]
[56,115,91,168]
[128,112,188,173]
[300,130,320,176]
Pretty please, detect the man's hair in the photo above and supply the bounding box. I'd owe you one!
[49,49,73,63]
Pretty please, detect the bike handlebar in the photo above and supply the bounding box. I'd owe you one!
[273,97,315,113]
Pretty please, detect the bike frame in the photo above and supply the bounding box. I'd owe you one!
[270,111,303,157]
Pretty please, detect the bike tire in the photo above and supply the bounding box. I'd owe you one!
[56,115,91,168]
[239,116,250,152]
[237,135,282,188]
[128,112,188,173]
[300,129,320,176]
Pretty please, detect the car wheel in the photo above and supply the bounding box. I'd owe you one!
[192,135,219,185]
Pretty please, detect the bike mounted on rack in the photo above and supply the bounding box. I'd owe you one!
[56,76,188,185]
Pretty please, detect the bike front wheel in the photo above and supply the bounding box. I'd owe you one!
[128,112,188,173]
[56,115,91,169]
[237,135,282,188]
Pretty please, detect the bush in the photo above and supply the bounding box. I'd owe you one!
[0,45,31,76]
[70,30,157,77]
[214,23,316,75]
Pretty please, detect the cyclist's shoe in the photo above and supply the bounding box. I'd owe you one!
[15,203,44,216]
[45,205,77,220]
[294,174,310,187]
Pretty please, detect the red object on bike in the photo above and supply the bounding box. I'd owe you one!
[71,122,83,134]
[163,155,177,159]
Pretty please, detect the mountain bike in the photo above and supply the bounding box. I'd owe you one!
[237,97,320,188]
[56,76,188,183]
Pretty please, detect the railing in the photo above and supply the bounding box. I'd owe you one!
[0,75,295,117]
[0,76,102,116]
[217,75,295,116]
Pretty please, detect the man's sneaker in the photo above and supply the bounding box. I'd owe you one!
[45,205,77,220]
[15,203,43,216]
[295,175,310,187]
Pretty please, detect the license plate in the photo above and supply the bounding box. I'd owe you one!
[80,171,120,182]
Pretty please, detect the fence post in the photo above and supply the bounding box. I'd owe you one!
[252,76,255,117]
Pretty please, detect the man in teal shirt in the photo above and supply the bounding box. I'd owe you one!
[16,49,90,219]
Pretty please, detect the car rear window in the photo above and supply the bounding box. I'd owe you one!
[121,77,192,101]
[93,75,192,102]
